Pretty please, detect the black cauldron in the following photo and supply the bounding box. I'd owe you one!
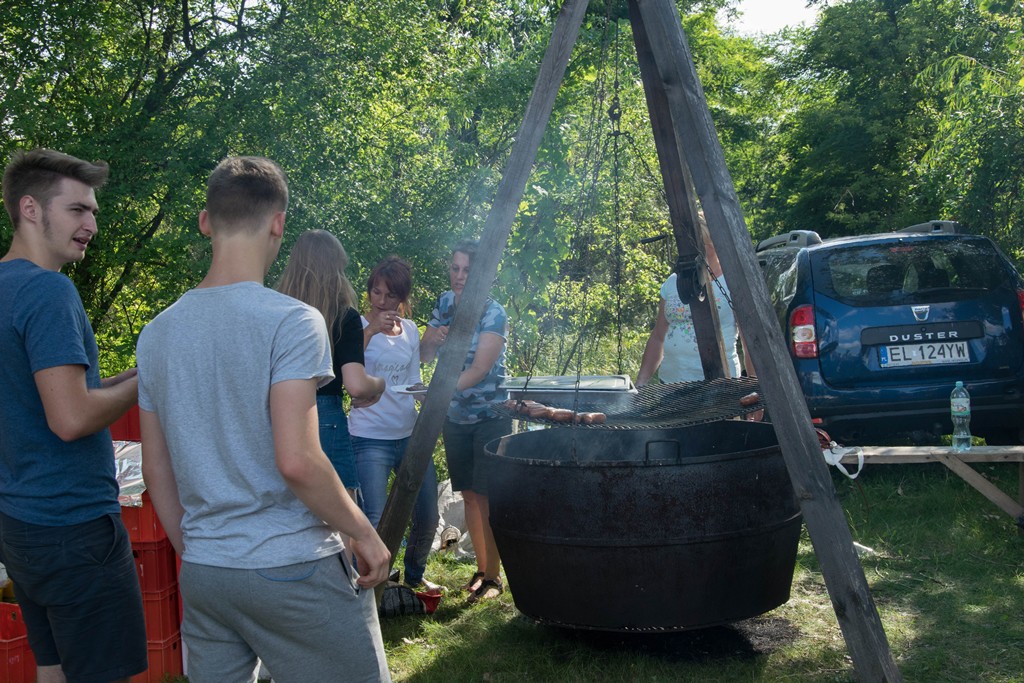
[485,421,801,631]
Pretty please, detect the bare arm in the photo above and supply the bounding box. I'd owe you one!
[139,409,185,555]
[737,329,764,422]
[456,331,503,392]
[341,362,385,408]
[739,329,757,379]
[636,299,669,386]
[35,364,138,441]
[101,367,138,388]
[419,324,447,363]
[270,378,390,588]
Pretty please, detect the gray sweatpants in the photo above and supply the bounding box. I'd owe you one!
[180,555,390,683]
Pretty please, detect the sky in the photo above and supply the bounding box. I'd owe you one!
[728,0,821,35]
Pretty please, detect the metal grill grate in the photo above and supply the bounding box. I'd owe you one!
[496,376,763,430]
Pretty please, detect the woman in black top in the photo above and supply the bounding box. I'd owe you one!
[277,230,384,500]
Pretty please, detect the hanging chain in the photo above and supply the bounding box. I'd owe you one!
[610,16,625,375]
[520,4,617,389]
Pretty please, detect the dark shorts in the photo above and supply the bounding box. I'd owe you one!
[0,510,147,682]
[442,416,512,495]
[317,394,360,490]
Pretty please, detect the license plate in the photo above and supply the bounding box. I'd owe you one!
[879,341,970,368]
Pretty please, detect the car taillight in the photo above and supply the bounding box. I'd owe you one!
[1018,290,1024,325]
[789,304,818,358]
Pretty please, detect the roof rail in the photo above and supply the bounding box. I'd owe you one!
[756,230,823,252]
[897,220,965,235]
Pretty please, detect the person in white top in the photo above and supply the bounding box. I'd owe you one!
[349,256,440,591]
[637,218,755,385]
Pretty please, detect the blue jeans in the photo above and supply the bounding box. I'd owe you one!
[317,395,360,490]
[352,436,439,585]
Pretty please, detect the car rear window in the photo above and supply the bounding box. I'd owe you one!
[812,238,1010,306]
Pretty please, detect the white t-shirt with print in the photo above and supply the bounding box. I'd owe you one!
[658,273,741,382]
[348,317,421,440]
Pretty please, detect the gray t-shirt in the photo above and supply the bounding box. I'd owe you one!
[137,282,340,568]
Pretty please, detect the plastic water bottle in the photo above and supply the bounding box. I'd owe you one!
[950,381,972,452]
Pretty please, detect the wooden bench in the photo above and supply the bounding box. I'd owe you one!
[839,445,1024,531]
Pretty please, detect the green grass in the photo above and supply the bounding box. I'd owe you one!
[377,463,1024,682]
[163,463,1022,681]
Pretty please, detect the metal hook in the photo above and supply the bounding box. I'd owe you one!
[608,94,621,124]
[674,254,708,304]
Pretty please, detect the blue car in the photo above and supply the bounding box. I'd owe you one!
[757,222,1024,445]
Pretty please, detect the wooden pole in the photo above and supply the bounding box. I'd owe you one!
[632,0,902,679]
[375,0,591,585]
[627,2,727,380]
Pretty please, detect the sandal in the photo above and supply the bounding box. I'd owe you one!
[467,578,503,604]
[461,571,485,592]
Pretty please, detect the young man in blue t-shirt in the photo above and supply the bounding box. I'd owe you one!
[0,149,146,682]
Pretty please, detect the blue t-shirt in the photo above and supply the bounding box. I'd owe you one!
[428,291,508,424]
[0,259,119,526]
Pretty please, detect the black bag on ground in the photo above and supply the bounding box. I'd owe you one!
[379,583,426,618]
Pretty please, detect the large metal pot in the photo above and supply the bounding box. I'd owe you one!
[485,421,801,631]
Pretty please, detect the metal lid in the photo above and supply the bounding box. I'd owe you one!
[500,375,635,392]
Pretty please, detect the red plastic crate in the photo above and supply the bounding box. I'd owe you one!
[0,604,35,683]
[0,636,36,683]
[132,537,177,594]
[130,634,183,683]
[0,603,27,640]
[142,585,180,644]
[110,404,141,441]
[122,491,168,544]
[176,555,183,626]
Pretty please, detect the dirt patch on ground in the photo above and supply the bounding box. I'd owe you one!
[542,615,801,663]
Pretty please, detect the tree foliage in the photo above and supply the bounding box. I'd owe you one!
[748,0,1023,260]
[914,0,1024,259]
[2,0,1021,377]
[0,0,559,372]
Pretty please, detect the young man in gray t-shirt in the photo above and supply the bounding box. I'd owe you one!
[137,156,391,681]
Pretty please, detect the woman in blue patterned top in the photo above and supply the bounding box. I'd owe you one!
[420,239,510,603]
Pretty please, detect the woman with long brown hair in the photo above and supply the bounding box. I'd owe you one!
[277,230,384,501]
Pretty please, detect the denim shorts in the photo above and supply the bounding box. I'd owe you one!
[0,510,147,681]
[317,394,360,490]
